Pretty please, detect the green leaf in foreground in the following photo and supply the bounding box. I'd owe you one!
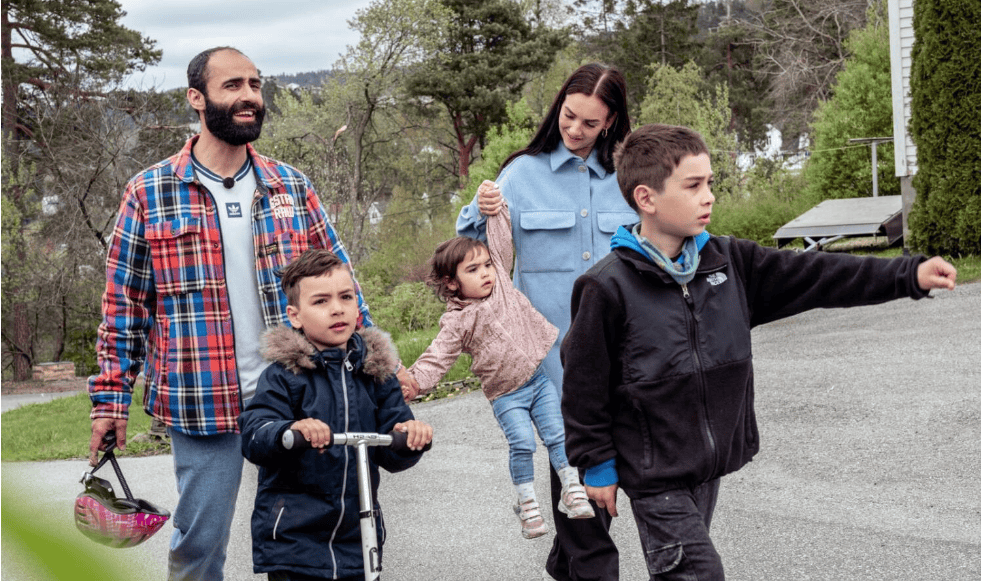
[1,492,148,580]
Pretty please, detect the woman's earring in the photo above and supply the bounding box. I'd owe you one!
[602,127,608,139]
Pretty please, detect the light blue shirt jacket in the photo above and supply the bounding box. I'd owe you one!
[457,143,638,389]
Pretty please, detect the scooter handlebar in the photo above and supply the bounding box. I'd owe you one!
[282,428,431,454]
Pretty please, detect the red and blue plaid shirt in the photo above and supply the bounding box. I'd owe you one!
[89,136,372,435]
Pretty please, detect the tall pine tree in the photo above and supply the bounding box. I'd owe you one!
[405,0,565,182]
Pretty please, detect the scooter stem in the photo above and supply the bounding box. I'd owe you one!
[355,440,382,580]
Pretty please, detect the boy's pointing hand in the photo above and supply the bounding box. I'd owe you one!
[917,256,957,291]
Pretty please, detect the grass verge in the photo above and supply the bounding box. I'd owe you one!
[820,238,980,283]
[1,384,170,462]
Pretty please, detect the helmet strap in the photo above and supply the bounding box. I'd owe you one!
[89,445,134,502]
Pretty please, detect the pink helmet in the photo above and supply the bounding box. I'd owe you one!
[74,433,170,548]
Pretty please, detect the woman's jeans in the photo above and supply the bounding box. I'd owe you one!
[167,429,244,581]
[490,367,569,485]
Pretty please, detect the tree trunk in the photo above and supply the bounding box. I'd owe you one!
[2,4,20,162]
[13,302,31,380]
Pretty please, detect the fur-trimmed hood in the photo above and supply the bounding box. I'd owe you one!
[260,325,399,381]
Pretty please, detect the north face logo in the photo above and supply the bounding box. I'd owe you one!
[706,272,728,286]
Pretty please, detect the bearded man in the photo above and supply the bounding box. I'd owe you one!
[87,47,416,581]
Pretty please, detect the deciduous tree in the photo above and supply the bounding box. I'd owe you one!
[740,0,869,139]
[803,1,897,201]
[1,90,188,378]
[259,0,453,263]
[638,61,741,200]
[1,0,162,379]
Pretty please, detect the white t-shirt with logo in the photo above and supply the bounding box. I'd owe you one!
[191,155,265,403]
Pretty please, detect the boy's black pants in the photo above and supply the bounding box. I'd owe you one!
[629,478,723,581]
[545,466,619,580]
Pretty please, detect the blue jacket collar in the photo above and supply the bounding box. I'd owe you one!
[315,332,364,369]
[550,143,609,179]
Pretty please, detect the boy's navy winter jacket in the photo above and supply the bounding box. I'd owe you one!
[239,326,421,579]
[561,228,930,498]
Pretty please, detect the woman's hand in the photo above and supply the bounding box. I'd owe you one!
[477,180,503,216]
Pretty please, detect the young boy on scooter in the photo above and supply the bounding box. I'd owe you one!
[240,249,433,581]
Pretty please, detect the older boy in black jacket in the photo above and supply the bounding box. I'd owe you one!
[560,124,956,580]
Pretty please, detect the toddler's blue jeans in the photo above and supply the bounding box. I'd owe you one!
[490,366,568,485]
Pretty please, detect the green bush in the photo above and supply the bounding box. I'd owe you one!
[394,326,473,385]
[62,325,99,376]
[710,162,815,246]
[803,2,898,201]
[362,279,445,340]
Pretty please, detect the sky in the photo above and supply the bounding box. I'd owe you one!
[116,0,375,90]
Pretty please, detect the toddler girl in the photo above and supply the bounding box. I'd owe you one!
[406,183,594,539]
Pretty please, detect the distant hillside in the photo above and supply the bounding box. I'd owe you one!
[273,70,335,87]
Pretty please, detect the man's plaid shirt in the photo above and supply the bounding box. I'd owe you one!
[89,136,372,435]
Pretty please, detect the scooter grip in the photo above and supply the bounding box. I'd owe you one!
[282,429,320,450]
[389,430,432,454]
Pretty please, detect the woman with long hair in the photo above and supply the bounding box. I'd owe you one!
[457,63,636,581]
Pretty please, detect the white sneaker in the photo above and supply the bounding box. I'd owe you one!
[514,499,548,539]
[558,483,595,519]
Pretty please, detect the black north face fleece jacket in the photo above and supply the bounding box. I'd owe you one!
[561,230,929,498]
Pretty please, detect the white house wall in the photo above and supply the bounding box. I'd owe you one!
[888,0,918,177]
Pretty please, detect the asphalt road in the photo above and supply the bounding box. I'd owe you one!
[3,282,979,581]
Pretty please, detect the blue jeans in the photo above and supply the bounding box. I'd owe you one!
[629,479,723,581]
[490,367,569,485]
[167,429,244,581]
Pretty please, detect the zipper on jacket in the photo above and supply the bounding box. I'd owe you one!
[327,350,354,577]
[272,506,285,540]
[681,284,719,479]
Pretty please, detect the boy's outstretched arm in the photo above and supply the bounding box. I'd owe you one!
[917,256,957,291]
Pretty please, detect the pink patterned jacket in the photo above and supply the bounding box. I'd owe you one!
[408,204,558,401]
